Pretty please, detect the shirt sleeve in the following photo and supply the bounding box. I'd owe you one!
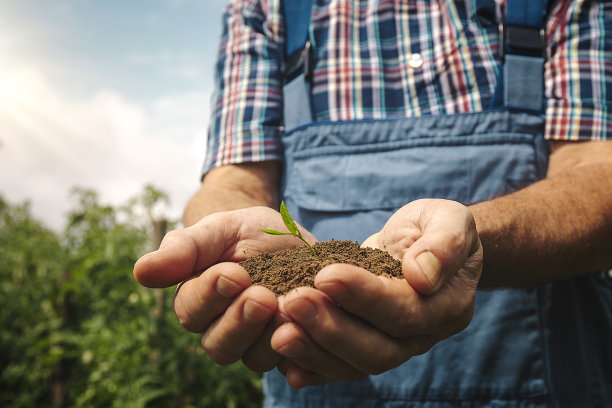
[202,0,285,176]
[545,0,612,141]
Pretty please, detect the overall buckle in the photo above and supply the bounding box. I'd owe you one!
[284,40,313,80]
[499,24,546,60]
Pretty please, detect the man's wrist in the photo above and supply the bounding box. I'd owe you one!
[183,161,281,226]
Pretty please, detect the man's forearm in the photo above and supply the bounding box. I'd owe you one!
[183,161,281,227]
[470,141,612,287]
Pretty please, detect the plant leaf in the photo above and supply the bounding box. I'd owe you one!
[279,201,298,235]
[261,229,292,235]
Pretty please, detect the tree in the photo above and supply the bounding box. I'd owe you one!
[0,197,67,406]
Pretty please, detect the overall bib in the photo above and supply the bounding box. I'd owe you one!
[263,1,612,406]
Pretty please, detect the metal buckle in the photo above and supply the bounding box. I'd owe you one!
[284,40,313,80]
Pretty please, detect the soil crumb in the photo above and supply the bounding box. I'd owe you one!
[240,240,402,296]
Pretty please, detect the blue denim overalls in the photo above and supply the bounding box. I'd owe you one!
[263,1,612,406]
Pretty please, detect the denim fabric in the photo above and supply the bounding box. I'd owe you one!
[263,109,612,407]
[504,55,544,111]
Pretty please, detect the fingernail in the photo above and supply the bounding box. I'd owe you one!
[416,251,441,287]
[276,297,293,323]
[276,335,305,358]
[243,300,272,324]
[216,276,242,298]
[284,298,317,326]
[315,281,347,302]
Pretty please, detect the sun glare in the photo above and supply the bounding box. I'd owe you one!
[0,67,41,102]
[0,67,43,131]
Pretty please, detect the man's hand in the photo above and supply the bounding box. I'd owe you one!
[133,206,317,372]
[270,199,483,388]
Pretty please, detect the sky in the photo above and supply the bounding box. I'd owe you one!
[0,0,229,230]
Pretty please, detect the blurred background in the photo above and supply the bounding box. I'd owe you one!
[0,0,263,406]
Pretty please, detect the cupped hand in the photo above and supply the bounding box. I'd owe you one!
[133,206,317,372]
[271,199,483,388]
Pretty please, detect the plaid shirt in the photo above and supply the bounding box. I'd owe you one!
[203,0,611,174]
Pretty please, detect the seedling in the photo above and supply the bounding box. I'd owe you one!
[262,201,318,258]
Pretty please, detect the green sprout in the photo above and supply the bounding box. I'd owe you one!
[262,201,318,258]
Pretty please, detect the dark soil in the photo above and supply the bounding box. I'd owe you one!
[240,240,402,296]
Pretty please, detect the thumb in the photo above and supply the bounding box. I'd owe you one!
[133,206,319,288]
[133,230,220,289]
[401,205,480,295]
[133,213,230,288]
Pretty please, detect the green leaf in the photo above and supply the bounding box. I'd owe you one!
[261,229,291,235]
[261,201,318,259]
[279,201,298,235]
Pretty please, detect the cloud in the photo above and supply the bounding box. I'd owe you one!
[125,49,210,83]
[0,66,207,230]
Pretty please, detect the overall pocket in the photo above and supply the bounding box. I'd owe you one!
[282,110,548,242]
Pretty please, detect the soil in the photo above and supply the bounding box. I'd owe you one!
[240,240,402,296]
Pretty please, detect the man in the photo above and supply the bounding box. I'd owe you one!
[135,0,612,406]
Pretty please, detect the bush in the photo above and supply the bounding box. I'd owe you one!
[0,187,263,408]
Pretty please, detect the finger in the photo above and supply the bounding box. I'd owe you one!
[279,288,432,374]
[314,264,423,337]
[271,321,367,382]
[401,200,480,294]
[277,360,336,389]
[174,262,250,333]
[316,263,475,338]
[201,285,277,366]
[241,316,284,372]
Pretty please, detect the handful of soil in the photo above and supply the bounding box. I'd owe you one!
[240,240,402,296]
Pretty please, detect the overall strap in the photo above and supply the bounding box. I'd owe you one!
[283,0,315,61]
[282,0,315,129]
[492,0,547,111]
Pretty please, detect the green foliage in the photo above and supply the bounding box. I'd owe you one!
[262,201,317,258]
[0,186,262,408]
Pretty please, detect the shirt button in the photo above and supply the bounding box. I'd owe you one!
[408,53,424,69]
